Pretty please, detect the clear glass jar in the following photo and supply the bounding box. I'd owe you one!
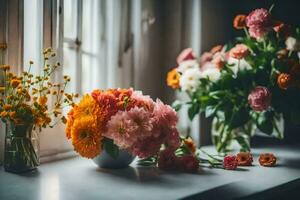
[4,121,39,173]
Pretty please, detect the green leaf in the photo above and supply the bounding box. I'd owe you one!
[103,138,119,159]
[235,136,250,152]
[188,102,200,121]
[205,105,217,118]
[256,112,273,135]
[172,100,182,112]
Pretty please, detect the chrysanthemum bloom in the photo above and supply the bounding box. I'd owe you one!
[73,94,101,119]
[259,153,276,167]
[229,44,249,60]
[248,25,269,40]
[210,45,223,54]
[179,68,202,92]
[184,137,197,154]
[130,91,155,111]
[176,48,195,64]
[246,8,271,28]
[71,117,102,159]
[248,86,272,112]
[11,79,21,88]
[233,14,247,29]
[167,68,181,89]
[236,152,253,166]
[158,149,178,171]
[178,155,199,172]
[223,155,238,170]
[277,73,293,90]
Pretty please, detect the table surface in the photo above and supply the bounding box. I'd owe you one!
[1,145,300,200]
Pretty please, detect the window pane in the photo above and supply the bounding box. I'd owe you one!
[23,0,42,74]
[63,44,77,93]
[82,0,99,54]
[64,0,78,39]
[82,53,100,93]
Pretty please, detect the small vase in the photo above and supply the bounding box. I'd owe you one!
[93,149,135,169]
[4,121,39,173]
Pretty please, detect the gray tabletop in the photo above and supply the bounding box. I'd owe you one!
[1,145,300,200]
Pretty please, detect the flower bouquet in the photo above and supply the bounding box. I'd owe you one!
[0,48,76,173]
[167,6,300,152]
[66,88,201,171]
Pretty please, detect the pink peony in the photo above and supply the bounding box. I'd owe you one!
[178,155,199,172]
[223,155,238,170]
[130,136,164,158]
[248,25,269,40]
[229,44,249,59]
[131,91,155,111]
[153,99,178,127]
[248,86,272,112]
[177,48,196,64]
[246,8,271,28]
[104,107,153,149]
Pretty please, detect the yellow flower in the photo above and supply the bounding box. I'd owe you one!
[39,96,48,105]
[71,117,102,158]
[167,68,181,89]
[11,79,21,88]
[3,104,12,110]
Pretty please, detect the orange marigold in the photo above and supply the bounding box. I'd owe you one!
[233,14,247,29]
[71,117,102,159]
[259,153,276,167]
[167,68,180,89]
[65,108,76,139]
[277,73,292,90]
[73,94,100,119]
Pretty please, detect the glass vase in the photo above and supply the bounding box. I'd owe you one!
[4,121,40,173]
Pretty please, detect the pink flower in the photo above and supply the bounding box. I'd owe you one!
[223,155,238,170]
[248,25,269,40]
[177,48,196,64]
[131,91,155,111]
[248,86,272,112]
[104,111,139,149]
[153,99,178,127]
[200,52,213,66]
[178,155,199,172]
[246,8,271,28]
[229,44,249,59]
[130,136,163,158]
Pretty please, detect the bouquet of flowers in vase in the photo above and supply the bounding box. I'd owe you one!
[66,88,200,171]
[0,48,76,173]
[167,6,300,152]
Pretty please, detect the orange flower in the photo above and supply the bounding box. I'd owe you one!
[11,79,21,88]
[39,96,48,105]
[65,108,76,139]
[73,94,100,119]
[259,153,276,167]
[3,104,12,110]
[236,152,253,166]
[0,65,10,71]
[184,137,197,154]
[167,68,180,89]
[210,45,223,54]
[71,117,102,159]
[229,44,249,59]
[277,73,292,90]
[0,111,8,117]
[233,15,247,29]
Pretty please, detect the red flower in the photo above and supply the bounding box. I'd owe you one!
[223,155,238,170]
[273,21,291,38]
[233,15,247,29]
[236,152,253,166]
[176,48,196,64]
[248,86,272,112]
[178,155,199,172]
[158,149,178,171]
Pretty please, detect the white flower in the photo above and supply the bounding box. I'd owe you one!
[177,60,199,74]
[285,37,300,51]
[179,68,201,92]
[201,68,221,82]
[227,57,252,75]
